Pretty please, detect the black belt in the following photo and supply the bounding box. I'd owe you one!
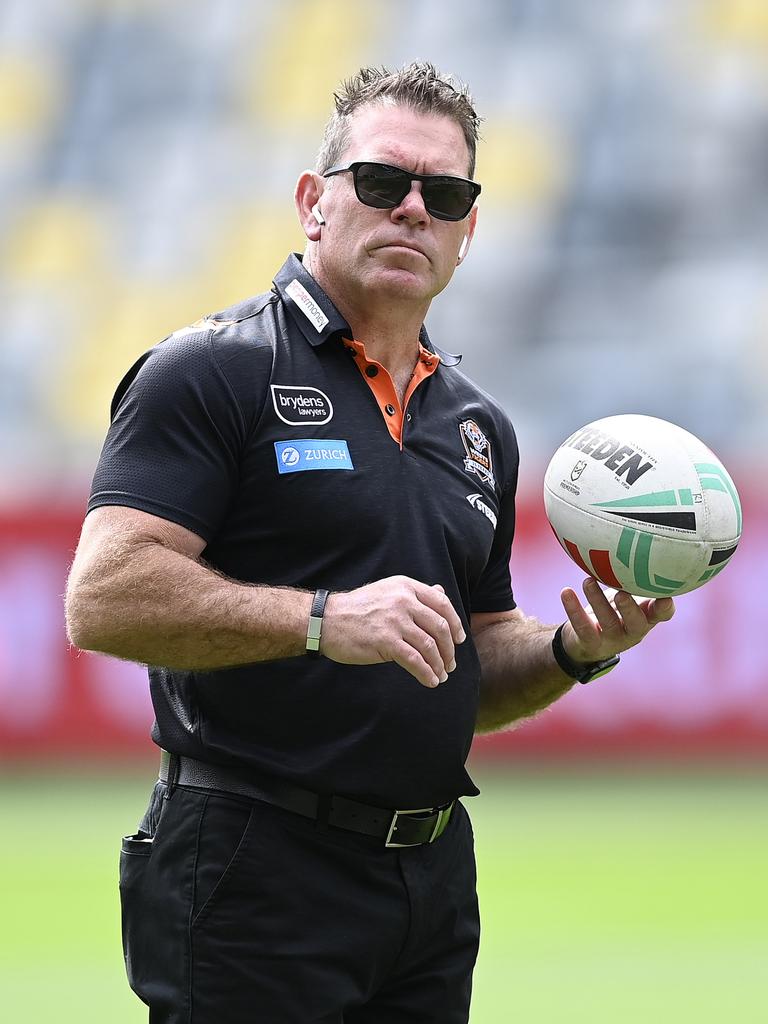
[159,750,454,849]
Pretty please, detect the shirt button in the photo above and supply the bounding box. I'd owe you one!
[366,365,379,378]
[385,403,396,416]
[406,413,412,421]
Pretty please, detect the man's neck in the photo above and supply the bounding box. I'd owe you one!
[307,252,428,376]
[344,311,423,367]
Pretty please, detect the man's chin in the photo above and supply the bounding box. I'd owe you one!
[366,263,435,300]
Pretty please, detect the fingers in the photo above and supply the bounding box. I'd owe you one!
[585,580,675,634]
[645,596,676,623]
[398,583,465,686]
[392,626,450,689]
[412,604,457,675]
[416,582,467,645]
[560,583,607,660]
[560,577,676,660]
[584,578,637,647]
[560,585,596,633]
[321,576,466,688]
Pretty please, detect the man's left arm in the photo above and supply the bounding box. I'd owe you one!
[473,577,675,733]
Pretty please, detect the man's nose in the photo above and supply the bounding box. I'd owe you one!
[391,182,429,225]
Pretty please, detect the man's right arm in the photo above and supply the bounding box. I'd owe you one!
[65,505,465,687]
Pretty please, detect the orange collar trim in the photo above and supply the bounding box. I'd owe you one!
[344,338,440,446]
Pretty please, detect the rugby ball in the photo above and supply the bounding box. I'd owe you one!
[543,415,741,598]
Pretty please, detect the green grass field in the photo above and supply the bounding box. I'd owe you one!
[1,766,766,1023]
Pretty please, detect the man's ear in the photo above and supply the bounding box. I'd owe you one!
[295,171,324,241]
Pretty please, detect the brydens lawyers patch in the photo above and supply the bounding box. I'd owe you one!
[459,418,495,488]
[271,384,334,425]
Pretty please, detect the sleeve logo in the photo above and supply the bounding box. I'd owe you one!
[466,493,498,529]
[459,418,495,489]
[271,385,334,425]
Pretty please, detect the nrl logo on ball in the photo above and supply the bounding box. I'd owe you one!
[459,418,495,488]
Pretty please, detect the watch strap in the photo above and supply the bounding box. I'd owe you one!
[306,589,330,658]
[552,623,620,684]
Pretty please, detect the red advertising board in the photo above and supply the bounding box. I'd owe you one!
[0,491,765,761]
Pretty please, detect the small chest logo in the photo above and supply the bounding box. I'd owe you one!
[274,439,354,474]
[459,418,495,489]
[271,384,334,425]
[280,446,301,467]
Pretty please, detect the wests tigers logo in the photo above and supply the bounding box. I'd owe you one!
[459,418,495,489]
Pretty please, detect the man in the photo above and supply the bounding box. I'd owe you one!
[65,63,674,1023]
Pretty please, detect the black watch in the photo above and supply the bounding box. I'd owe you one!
[551,624,620,684]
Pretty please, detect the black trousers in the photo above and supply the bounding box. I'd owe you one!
[119,782,480,1023]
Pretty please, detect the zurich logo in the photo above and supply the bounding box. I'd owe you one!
[281,446,300,467]
[275,439,354,474]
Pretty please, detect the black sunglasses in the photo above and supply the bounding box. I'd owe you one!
[323,161,481,222]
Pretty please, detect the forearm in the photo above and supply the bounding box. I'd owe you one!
[66,539,312,670]
[474,613,574,733]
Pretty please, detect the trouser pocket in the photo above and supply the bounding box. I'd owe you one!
[121,832,154,856]
[118,787,206,1021]
[119,832,156,998]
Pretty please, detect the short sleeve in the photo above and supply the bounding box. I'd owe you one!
[469,416,519,613]
[88,330,257,542]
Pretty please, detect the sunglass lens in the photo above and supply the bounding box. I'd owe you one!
[355,164,409,209]
[422,178,475,221]
[351,163,477,220]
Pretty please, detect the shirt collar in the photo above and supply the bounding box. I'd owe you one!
[273,253,350,346]
[273,253,462,366]
[419,324,462,367]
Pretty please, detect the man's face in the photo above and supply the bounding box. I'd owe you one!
[311,103,478,312]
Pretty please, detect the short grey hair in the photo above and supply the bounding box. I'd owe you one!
[315,62,482,178]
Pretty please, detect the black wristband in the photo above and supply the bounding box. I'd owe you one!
[306,589,330,658]
[551,623,620,685]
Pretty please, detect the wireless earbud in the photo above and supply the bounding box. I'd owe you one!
[458,236,469,261]
[311,204,326,226]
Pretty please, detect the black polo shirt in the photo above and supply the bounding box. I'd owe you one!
[88,254,519,808]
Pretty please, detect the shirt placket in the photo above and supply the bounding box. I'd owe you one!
[344,338,439,449]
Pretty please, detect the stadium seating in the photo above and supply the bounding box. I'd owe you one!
[1,0,767,489]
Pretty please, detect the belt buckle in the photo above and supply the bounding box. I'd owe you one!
[384,803,453,848]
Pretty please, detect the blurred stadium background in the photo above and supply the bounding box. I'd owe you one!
[0,1,766,1021]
